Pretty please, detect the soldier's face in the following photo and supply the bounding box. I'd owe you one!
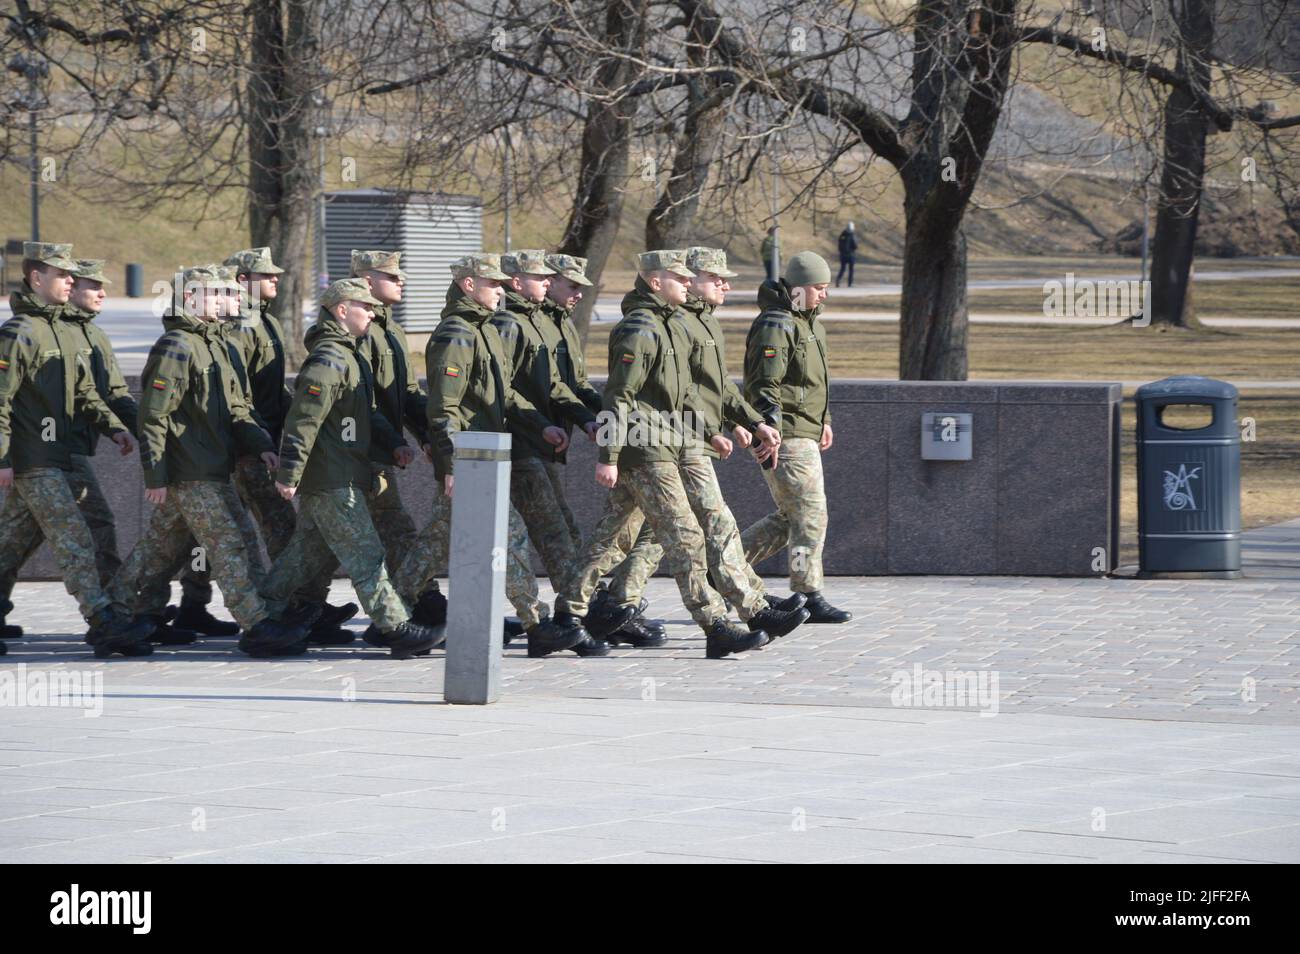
[31,266,74,305]
[694,272,727,307]
[199,289,223,320]
[367,270,403,304]
[659,271,691,306]
[222,290,242,317]
[547,276,583,311]
[465,277,503,311]
[513,273,550,303]
[252,273,279,301]
[339,300,374,337]
[70,278,106,314]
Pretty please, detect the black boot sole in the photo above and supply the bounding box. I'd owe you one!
[748,607,811,639]
[91,639,155,659]
[706,630,769,659]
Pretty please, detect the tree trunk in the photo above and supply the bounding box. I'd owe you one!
[1148,0,1214,329]
[644,91,721,249]
[898,209,969,381]
[558,0,647,342]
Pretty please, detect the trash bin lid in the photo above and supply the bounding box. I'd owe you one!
[1134,375,1237,403]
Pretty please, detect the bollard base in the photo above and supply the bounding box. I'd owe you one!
[1135,569,1243,580]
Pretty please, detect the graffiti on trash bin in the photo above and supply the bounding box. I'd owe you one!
[1162,463,1203,511]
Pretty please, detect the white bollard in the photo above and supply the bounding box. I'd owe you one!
[443,430,511,705]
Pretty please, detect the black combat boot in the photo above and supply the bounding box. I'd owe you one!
[606,615,669,648]
[582,599,638,640]
[307,626,355,646]
[765,592,808,613]
[362,623,391,648]
[527,614,589,658]
[570,633,610,656]
[239,618,310,658]
[317,601,359,627]
[386,621,441,660]
[86,606,155,658]
[411,589,447,627]
[0,641,6,655]
[705,619,768,659]
[1,598,23,638]
[141,613,198,646]
[502,617,525,646]
[174,598,241,637]
[803,590,853,624]
[746,603,810,639]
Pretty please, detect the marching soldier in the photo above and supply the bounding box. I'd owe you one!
[490,250,602,653]
[390,254,585,658]
[109,265,311,657]
[740,251,852,623]
[540,250,783,659]
[262,279,439,659]
[0,242,153,656]
[598,246,808,642]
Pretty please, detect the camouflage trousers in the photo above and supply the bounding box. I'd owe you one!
[0,454,119,603]
[392,479,546,629]
[110,480,279,630]
[741,437,827,592]
[557,461,727,630]
[0,467,113,621]
[234,455,296,561]
[544,459,582,551]
[607,455,766,619]
[511,456,578,595]
[264,485,409,632]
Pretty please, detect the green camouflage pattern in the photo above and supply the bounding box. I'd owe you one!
[605,523,661,608]
[0,466,112,620]
[224,246,284,276]
[23,242,77,271]
[449,254,510,281]
[501,250,556,276]
[741,436,827,592]
[636,249,693,277]
[320,277,382,310]
[264,485,409,632]
[234,455,296,561]
[72,259,112,284]
[510,456,578,595]
[684,246,738,279]
[544,253,593,286]
[543,458,582,551]
[350,249,406,280]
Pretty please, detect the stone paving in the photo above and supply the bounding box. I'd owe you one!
[0,521,1296,863]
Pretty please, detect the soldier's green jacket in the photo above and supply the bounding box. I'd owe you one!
[61,305,139,455]
[539,297,603,421]
[233,299,293,445]
[363,303,428,458]
[0,287,126,473]
[600,277,703,467]
[743,280,832,441]
[137,310,273,489]
[491,289,596,463]
[276,313,406,495]
[679,295,764,459]
[426,285,553,481]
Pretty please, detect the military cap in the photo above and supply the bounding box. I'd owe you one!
[23,242,77,272]
[72,259,112,285]
[784,250,832,286]
[544,253,593,286]
[449,254,511,282]
[320,277,383,311]
[500,249,557,276]
[637,249,694,278]
[224,246,284,275]
[350,249,407,281]
[685,246,738,279]
[180,265,230,290]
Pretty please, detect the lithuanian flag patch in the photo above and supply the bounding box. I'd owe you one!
[445,366,461,377]
[620,353,634,364]
[151,377,167,391]
[763,347,778,358]
[0,359,9,372]
[306,384,322,396]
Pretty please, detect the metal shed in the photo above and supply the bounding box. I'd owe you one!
[322,189,483,333]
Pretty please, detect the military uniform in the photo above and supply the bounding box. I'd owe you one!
[391,255,554,631]
[0,244,138,632]
[109,267,284,634]
[263,281,413,634]
[554,254,730,631]
[740,260,833,594]
[490,250,597,596]
[0,259,135,604]
[605,248,773,619]
[351,249,427,572]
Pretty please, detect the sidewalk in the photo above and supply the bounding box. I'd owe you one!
[1,521,1297,863]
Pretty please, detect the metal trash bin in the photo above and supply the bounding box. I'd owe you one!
[125,263,143,298]
[1135,375,1241,578]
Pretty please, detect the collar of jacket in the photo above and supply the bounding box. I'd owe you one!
[757,278,821,321]
[441,282,495,325]
[371,301,392,327]
[501,287,544,320]
[680,295,711,320]
[539,296,572,325]
[305,311,358,352]
[623,274,673,319]
[163,309,224,340]
[60,304,97,324]
[8,285,64,323]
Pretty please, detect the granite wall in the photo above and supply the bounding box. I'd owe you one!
[15,378,1121,580]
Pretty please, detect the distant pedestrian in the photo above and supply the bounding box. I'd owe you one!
[760,226,780,284]
[836,222,857,287]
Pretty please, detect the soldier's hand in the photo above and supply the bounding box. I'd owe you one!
[542,425,570,453]
[112,431,135,456]
[709,434,734,459]
[443,474,454,498]
[755,423,782,448]
[145,486,167,505]
[0,467,12,489]
[731,426,753,449]
[275,481,296,501]
[394,445,416,468]
[261,451,280,471]
[820,423,834,450]
[595,463,618,488]
[753,442,778,467]
[422,443,434,463]
[583,421,599,442]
